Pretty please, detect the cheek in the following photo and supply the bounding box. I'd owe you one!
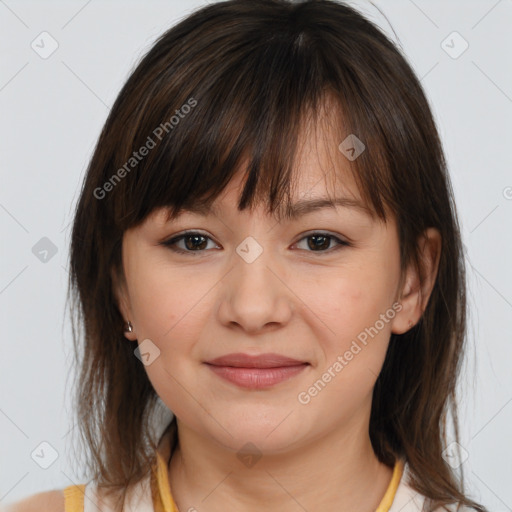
[293,258,399,400]
[297,262,393,338]
[126,264,211,413]
[294,272,395,421]
[127,258,204,339]
[129,276,178,341]
[127,261,220,382]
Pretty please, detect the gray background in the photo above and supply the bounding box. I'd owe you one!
[1,0,511,510]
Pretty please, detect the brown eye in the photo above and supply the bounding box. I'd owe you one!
[294,232,350,254]
[182,233,208,251]
[161,231,218,254]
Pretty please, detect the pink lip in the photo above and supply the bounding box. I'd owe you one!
[206,352,307,368]
[204,352,309,389]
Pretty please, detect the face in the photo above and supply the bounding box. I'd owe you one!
[113,124,417,455]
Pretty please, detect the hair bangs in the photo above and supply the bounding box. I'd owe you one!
[107,22,390,233]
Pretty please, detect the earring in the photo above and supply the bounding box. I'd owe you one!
[124,321,133,333]
[408,320,414,329]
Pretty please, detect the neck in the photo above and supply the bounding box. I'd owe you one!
[167,416,394,512]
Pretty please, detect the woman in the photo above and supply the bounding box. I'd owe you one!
[5,0,487,511]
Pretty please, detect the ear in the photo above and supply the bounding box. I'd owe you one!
[391,227,442,335]
[111,265,137,341]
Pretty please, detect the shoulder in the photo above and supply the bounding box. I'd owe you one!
[1,490,65,512]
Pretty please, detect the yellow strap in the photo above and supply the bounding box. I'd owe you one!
[63,484,86,512]
[155,451,180,512]
[375,458,404,512]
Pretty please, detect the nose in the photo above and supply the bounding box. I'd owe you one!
[216,242,294,334]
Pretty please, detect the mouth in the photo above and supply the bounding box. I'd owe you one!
[204,352,310,389]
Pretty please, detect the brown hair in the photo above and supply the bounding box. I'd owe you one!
[67,1,486,511]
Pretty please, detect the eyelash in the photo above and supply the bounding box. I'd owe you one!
[160,230,351,256]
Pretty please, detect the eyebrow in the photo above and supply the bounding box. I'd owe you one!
[278,197,374,220]
[168,196,374,221]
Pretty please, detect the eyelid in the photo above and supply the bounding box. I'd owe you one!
[163,228,214,241]
[295,229,351,245]
[160,230,220,252]
[291,231,351,253]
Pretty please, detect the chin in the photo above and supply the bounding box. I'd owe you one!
[203,413,309,456]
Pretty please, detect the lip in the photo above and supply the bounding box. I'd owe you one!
[205,352,307,368]
[204,352,309,389]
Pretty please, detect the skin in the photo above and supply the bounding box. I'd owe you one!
[113,121,441,512]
